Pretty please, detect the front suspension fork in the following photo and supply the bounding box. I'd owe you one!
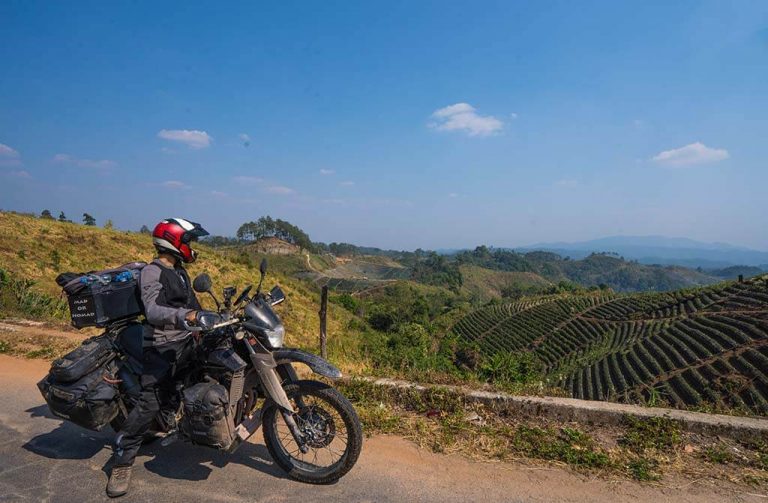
[244,337,309,453]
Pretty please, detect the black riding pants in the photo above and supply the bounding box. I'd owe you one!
[112,338,191,466]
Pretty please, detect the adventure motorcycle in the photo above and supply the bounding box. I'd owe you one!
[40,259,362,484]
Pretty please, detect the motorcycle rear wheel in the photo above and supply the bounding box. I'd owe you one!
[262,380,362,484]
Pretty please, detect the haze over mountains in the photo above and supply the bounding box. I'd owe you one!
[514,236,768,270]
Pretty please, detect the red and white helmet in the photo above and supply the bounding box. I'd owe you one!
[152,218,209,263]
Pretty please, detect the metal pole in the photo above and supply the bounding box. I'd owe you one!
[319,285,328,359]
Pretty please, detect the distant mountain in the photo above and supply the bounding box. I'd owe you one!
[518,236,768,269]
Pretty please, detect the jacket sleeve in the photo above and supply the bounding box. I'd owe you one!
[140,264,193,329]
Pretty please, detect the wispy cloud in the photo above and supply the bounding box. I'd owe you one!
[158,129,212,149]
[339,180,355,187]
[448,192,460,198]
[3,169,31,178]
[0,143,19,158]
[652,142,729,167]
[555,179,579,188]
[0,143,22,166]
[266,185,296,195]
[160,180,189,189]
[428,102,503,137]
[238,133,251,147]
[211,190,228,197]
[232,175,263,185]
[319,169,335,176]
[53,153,117,169]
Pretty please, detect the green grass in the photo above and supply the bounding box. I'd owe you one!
[620,416,682,453]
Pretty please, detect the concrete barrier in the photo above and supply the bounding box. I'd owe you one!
[362,377,768,444]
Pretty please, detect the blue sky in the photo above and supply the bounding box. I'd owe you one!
[1,1,767,250]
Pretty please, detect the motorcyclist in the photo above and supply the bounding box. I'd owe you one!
[107,218,209,498]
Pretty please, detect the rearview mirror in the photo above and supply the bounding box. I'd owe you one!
[269,285,285,306]
[193,273,213,293]
[259,258,268,275]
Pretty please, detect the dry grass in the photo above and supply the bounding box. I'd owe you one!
[338,378,768,486]
[0,211,367,372]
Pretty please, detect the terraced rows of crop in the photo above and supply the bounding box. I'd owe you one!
[452,294,616,357]
[451,276,768,414]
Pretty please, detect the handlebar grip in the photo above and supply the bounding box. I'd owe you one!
[182,319,203,332]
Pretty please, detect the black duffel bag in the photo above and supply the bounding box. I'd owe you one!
[50,335,115,382]
[181,381,235,449]
[38,365,120,431]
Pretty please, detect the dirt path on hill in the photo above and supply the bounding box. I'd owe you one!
[0,352,765,502]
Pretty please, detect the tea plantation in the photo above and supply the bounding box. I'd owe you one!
[451,277,768,414]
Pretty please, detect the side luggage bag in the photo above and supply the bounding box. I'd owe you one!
[37,334,121,431]
[49,335,115,382]
[37,365,120,431]
[181,381,235,449]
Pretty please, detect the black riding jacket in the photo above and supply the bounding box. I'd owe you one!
[139,259,201,346]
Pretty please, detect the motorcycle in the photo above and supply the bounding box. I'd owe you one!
[108,258,363,484]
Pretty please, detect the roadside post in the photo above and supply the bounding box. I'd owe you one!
[319,285,328,359]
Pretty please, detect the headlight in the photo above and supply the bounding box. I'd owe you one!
[264,324,285,348]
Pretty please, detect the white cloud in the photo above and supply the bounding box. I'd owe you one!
[238,133,251,147]
[448,192,459,198]
[158,129,212,149]
[651,142,729,167]
[429,103,504,136]
[4,170,31,178]
[0,143,19,158]
[266,185,296,195]
[211,190,228,197]
[160,180,189,189]
[339,180,355,187]
[232,175,263,185]
[509,113,518,119]
[319,169,335,176]
[0,143,22,166]
[555,179,579,188]
[53,153,117,169]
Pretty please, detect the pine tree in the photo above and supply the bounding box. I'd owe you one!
[140,225,151,234]
[40,209,54,219]
[83,213,96,226]
[58,211,69,222]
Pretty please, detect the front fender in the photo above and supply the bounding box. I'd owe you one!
[273,348,342,379]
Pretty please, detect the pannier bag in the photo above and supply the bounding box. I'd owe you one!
[56,262,146,329]
[50,335,115,382]
[181,381,236,449]
[37,365,119,431]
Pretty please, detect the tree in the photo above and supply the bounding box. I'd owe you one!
[58,211,69,222]
[236,216,313,250]
[139,225,151,234]
[104,219,114,229]
[40,209,54,220]
[82,213,96,226]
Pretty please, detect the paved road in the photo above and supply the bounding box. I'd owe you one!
[0,355,763,503]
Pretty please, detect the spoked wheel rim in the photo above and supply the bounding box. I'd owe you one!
[271,391,350,471]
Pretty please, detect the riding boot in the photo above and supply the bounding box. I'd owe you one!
[106,464,133,498]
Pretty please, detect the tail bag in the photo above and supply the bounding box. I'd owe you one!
[56,262,146,329]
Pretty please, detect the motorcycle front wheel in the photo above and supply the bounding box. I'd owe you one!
[262,380,363,484]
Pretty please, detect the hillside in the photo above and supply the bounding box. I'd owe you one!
[522,235,768,268]
[458,265,552,302]
[0,212,365,371]
[457,247,721,293]
[451,277,768,415]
